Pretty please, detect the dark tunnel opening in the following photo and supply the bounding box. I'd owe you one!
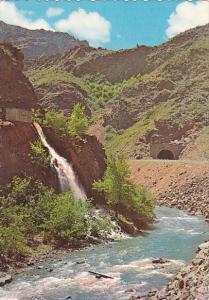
[157,149,175,160]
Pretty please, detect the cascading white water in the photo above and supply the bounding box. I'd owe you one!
[34,122,87,201]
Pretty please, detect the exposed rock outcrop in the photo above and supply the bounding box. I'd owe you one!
[43,128,106,204]
[0,122,57,189]
[0,44,38,109]
[0,44,57,188]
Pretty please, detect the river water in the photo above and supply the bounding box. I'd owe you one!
[1,207,209,300]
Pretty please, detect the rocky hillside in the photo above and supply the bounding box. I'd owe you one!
[0,21,89,59]
[26,23,209,159]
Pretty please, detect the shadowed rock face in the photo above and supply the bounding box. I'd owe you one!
[0,21,89,59]
[43,127,106,204]
[0,44,58,188]
[0,43,38,110]
[0,122,58,189]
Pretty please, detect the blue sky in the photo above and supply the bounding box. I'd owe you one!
[0,1,208,49]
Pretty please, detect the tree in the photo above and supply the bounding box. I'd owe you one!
[67,103,89,139]
[93,155,154,220]
[43,111,67,135]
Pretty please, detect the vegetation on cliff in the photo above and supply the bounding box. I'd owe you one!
[33,103,89,139]
[30,138,51,167]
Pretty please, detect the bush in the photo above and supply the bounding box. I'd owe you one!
[43,193,90,245]
[0,177,113,259]
[30,138,51,167]
[0,207,29,258]
[93,155,154,225]
[67,103,89,139]
[43,111,67,135]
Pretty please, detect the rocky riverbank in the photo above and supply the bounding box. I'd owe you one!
[130,160,209,219]
[130,240,209,300]
[152,240,209,300]
[130,160,209,300]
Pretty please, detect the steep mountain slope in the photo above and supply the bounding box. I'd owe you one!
[105,36,209,158]
[0,21,89,59]
[26,24,209,159]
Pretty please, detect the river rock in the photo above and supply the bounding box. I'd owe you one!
[152,257,169,264]
[125,288,136,293]
[76,260,86,265]
[148,240,209,300]
[0,273,12,287]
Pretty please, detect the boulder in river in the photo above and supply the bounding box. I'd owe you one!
[0,273,12,287]
[152,257,169,264]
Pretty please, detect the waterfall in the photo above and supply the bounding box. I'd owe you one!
[34,123,87,201]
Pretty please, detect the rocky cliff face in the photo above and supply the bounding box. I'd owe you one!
[43,128,106,204]
[0,21,89,59]
[0,122,58,189]
[0,44,38,109]
[0,43,105,199]
[0,44,57,188]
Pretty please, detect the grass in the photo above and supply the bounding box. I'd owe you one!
[29,67,87,91]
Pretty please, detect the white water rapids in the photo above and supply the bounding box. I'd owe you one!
[34,123,87,201]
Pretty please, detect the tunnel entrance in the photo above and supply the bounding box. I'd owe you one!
[157,149,175,160]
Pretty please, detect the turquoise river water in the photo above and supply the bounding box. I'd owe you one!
[1,207,209,300]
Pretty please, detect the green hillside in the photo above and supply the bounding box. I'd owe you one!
[26,24,209,159]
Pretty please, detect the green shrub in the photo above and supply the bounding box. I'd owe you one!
[67,103,89,139]
[0,206,30,258]
[43,111,67,135]
[93,155,154,223]
[0,176,113,260]
[43,193,112,244]
[43,192,89,244]
[30,138,51,167]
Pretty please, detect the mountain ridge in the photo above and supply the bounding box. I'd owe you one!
[0,20,89,59]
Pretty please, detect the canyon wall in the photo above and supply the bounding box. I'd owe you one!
[43,128,106,204]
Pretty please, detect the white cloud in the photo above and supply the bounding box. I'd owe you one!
[166,1,209,38]
[0,2,52,31]
[46,7,64,18]
[55,8,111,47]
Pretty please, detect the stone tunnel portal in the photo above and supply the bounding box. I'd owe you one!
[157,149,175,160]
